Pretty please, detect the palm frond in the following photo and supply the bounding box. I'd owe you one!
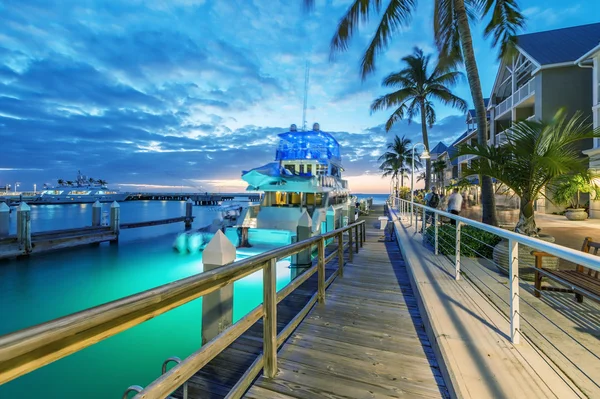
[479,0,526,59]
[360,0,417,79]
[330,0,375,57]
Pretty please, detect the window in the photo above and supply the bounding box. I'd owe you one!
[306,165,312,175]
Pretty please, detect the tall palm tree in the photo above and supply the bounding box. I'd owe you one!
[57,179,65,186]
[302,0,525,226]
[432,159,447,190]
[378,135,421,194]
[457,109,600,236]
[371,47,467,190]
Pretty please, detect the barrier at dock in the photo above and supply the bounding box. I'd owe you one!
[0,216,367,398]
[0,200,194,260]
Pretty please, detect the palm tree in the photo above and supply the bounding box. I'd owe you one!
[371,47,466,190]
[378,135,421,195]
[432,159,447,190]
[97,179,108,187]
[88,177,95,185]
[65,181,73,186]
[57,179,65,186]
[456,109,600,236]
[303,0,525,226]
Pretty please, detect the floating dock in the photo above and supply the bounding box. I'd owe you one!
[0,201,194,261]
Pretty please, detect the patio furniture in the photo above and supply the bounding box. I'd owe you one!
[532,237,600,303]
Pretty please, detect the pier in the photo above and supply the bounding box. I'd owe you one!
[125,193,261,205]
[0,200,194,260]
[0,206,451,399]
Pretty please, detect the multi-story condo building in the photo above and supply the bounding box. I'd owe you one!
[578,41,600,217]
[488,22,600,215]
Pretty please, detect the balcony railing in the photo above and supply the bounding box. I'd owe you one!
[495,79,535,118]
[458,154,476,163]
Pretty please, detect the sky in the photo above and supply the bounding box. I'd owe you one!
[0,0,598,194]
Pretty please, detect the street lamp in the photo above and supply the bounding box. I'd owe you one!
[410,143,430,208]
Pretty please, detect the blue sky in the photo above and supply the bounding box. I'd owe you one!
[0,0,598,193]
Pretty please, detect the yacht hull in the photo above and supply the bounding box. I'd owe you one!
[31,193,128,204]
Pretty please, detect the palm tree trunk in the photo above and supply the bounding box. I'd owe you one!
[454,0,498,226]
[419,100,431,191]
[515,195,538,236]
[400,170,404,188]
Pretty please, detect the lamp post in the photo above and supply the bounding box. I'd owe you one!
[410,143,430,213]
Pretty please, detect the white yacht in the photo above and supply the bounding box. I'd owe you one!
[32,171,127,204]
[232,123,354,252]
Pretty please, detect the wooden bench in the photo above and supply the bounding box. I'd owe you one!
[532,237,600,303]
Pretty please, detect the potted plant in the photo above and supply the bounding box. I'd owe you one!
[552,172,600,220]
[456,109,600,280]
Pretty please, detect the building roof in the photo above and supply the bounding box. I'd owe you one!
[467,99,490,119]
[516,22,600,66]
[430,142,447,155]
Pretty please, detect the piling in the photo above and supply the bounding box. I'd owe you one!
[291,211,312,280]
[0,203,9,238]
[185,199,193,230]
[348,204,356,224]
[17,203,32,253]
[92,201,102,227]
[110,201,120,243]
[202,230,236,344]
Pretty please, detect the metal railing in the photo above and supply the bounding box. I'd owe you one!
[390,197,600,396]
[495,79,535,118]
[0,219,367,398]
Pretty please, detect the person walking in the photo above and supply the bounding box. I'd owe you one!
[425,187,440,223]
[447,188,463,225]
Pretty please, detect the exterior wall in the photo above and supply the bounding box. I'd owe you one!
[588,54,600,218]
[538,66,594,214]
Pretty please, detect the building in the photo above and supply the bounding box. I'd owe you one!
[577,41,600,217]
[488,22,600,214]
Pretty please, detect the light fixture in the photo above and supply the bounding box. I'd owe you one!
[421,150,430,159]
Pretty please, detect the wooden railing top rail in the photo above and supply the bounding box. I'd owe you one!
[0,219,365,387]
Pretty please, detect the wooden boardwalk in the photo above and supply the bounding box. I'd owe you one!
[245,211,449,398]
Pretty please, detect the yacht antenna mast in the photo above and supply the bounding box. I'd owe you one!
[302,61,310,131]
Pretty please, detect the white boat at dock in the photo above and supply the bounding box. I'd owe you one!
[30,171,127,204]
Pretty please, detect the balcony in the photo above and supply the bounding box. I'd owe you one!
[458,154,476,163]
[495,79,535,119]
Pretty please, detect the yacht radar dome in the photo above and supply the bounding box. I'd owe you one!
[312,123,320,131]
[290,124,298,132]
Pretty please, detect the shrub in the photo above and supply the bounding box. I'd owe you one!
[424,224,501,259]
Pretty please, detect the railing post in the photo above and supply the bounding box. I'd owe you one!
[414,205,418,228]
[318,237,326,304]
[337,232,344,277]
[434,213,439,255]
[422,208,427,235]
[263,258,277,377]
[455,221,461,280]
[508,239,520,344]
[362,221,366,244]
[348,225,353,262]
[354,225,359,253]
[292,211,312,280]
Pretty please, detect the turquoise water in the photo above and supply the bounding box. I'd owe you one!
[0,201,293,398]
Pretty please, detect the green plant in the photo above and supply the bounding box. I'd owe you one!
[456,109,600,236]
[379,135,421,192]
[370,47,467,191]
[552,172,600,209]
[398,186,411,199]
[425,224,502,259]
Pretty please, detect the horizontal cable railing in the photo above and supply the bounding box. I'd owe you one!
[0,219,367,399]
[390,197,600,397]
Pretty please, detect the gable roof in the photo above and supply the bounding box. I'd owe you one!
[516,22,600,66]
[430,142,447,155]
[467,99,490,118]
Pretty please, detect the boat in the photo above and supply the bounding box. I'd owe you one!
[230,122,354,255]
[31,171,127,204]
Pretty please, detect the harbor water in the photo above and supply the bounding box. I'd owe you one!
[0,194,385,398]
